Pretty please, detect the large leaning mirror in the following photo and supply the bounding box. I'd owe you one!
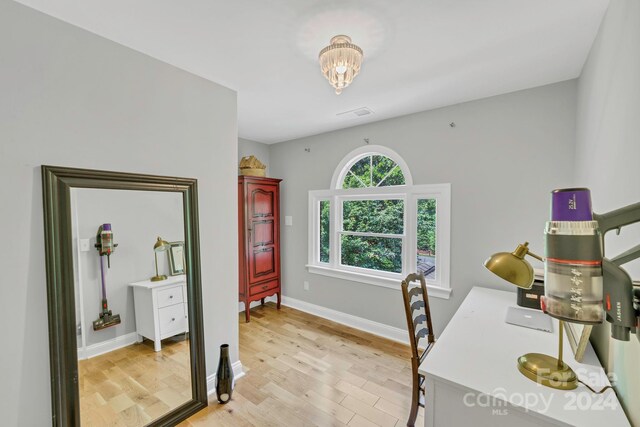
[42,166,207,426]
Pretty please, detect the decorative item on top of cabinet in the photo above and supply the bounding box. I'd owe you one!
[239,155,266,177]
[238,176,282,322]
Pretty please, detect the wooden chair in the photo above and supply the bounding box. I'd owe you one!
[401,273,435,427]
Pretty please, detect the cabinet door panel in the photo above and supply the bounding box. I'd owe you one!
[253,220,274,246]
[250,186,275,218]
[252,247,276,278]
[247,182,280,284]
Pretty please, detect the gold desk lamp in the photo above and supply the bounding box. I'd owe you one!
[151,236,171,282]
[484,242,578,390]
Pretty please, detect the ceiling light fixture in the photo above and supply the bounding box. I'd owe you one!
[319,35,363,95]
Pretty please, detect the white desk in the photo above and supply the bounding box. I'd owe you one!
[419,287,630,427]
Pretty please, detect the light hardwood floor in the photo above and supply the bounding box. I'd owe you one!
[181,303,423,427]
[79,335,191,426]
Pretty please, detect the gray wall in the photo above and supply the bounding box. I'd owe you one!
[575,1,640,424]
[269,81,577,335]
[239,137,271,176]
[73,189,184,347]
[0,2,238,425]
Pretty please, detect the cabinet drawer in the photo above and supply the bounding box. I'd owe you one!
[159,303,187,335]
[157,285,184,308]
[249,279,279,296]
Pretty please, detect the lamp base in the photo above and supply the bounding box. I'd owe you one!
[150,275,167,282]
[517,353,577,390]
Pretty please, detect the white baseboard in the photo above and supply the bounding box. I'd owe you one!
[207,360,245,397]
[238,296,277,313]
[78,331,139,360]
[280,296,408,344]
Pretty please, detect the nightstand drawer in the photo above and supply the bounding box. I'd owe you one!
[157,285,184,308]
[249,279,279,296]
[158,303,187,335]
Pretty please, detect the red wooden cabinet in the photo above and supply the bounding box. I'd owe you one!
[238,176,282,322]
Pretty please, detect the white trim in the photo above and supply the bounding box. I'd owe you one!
[308,182,452,295]
[306,264,452,299]
[281,296,409,344]
[77,332,139,360]
[330,145,413,189]
[409,184,452,291]
[70,190,87,354]
[321,185,412,198]
[207,360,245,396]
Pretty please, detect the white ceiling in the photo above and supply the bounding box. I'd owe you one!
[15,0,609,144]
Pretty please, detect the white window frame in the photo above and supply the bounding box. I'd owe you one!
[330,145,413,189]
[307,146,451,299]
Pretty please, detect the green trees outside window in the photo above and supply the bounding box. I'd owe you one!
[343,200,404,234]
[341,235,403,273]
[417,199,437,278]
[342,154,405,189]
[319,200,330,263]
[341,199,404,272]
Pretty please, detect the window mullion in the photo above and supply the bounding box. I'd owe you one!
[339,231,404,239]
[406,195,416,276]
[348,170,367,189]
[309,194,317,265]
[315,197,320,264]
[330,196,340,268]
[376,165,398,188]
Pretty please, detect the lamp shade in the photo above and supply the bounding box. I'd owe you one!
[153,236,170,252]
[484,244,535,289]
[151,236,171,282]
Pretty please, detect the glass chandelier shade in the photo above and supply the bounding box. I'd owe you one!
[319,35,363,95]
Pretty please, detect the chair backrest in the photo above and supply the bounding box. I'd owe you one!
[401,273,435,362]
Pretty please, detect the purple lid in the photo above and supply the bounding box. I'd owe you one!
[551,188,593,221]
[102,223,112,231]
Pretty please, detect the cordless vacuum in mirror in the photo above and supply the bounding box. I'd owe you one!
[93,223,121,331]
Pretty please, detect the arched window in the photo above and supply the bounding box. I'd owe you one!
[309,145,451,299]
[341,154,406,189]
[330,145,413,189]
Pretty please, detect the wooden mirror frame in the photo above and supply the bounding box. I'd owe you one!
[42,165,207,426]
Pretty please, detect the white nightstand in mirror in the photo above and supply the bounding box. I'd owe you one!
[129,275,188,351]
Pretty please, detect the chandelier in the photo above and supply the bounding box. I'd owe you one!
[318,35,363,95]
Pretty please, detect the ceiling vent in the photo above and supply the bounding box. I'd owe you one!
[336,107,374,119]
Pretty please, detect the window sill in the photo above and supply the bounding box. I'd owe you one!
[306,264,452,300]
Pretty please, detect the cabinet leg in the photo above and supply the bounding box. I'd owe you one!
[154,340,161,352]
[245,304,251,323]
[261,297,265,306]
[277,292,281,309]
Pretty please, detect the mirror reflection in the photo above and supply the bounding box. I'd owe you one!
[71,188,191,426]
